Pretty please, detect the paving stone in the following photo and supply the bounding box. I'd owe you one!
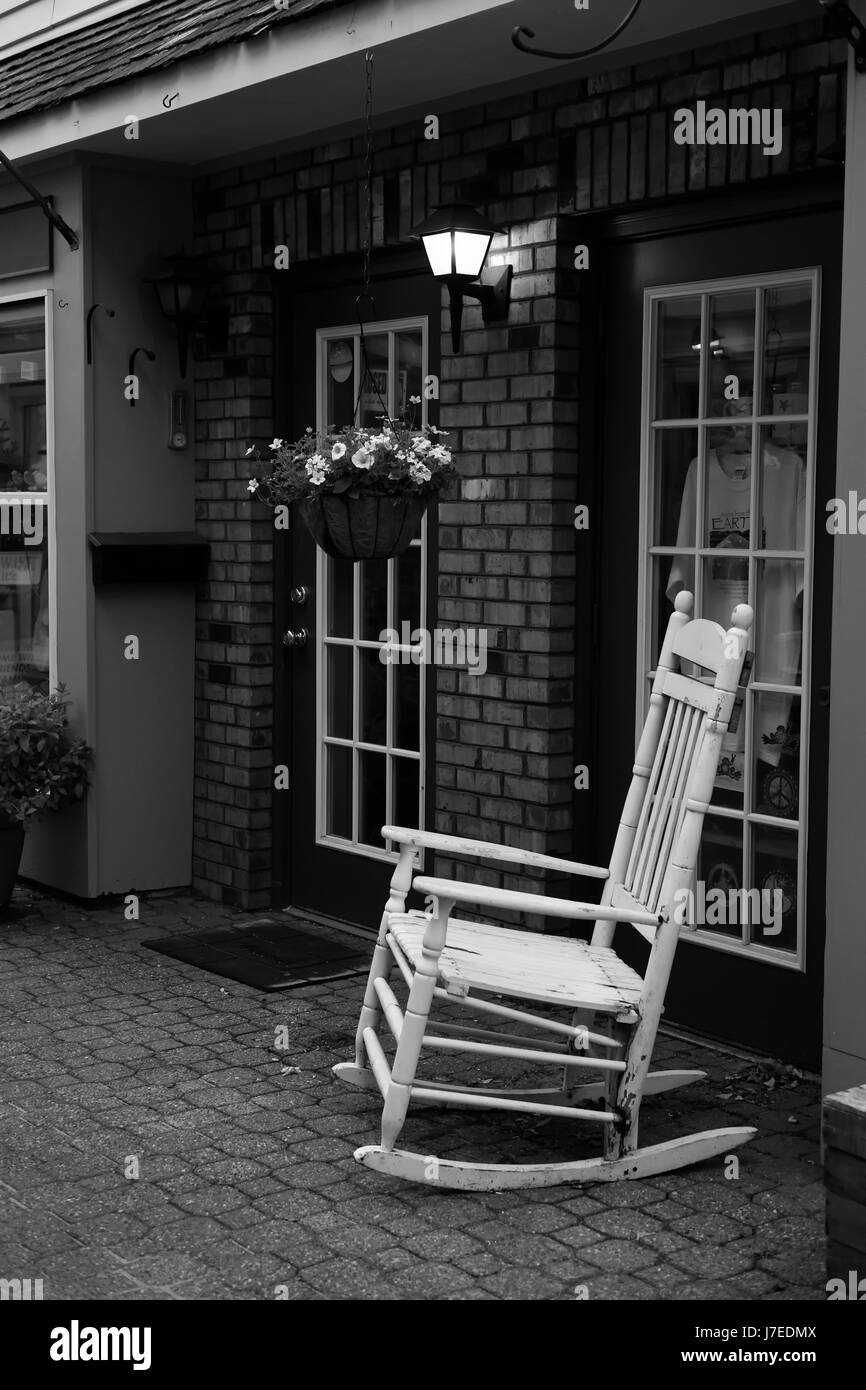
[584,1209,666,1240]
[479,1268,566,1300]
[672,1244,754,1278]
[0,887,825,1302]
[581,1273,660,1300]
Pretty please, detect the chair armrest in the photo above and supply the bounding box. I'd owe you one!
[412,876,661,929]
[383,825,609,880]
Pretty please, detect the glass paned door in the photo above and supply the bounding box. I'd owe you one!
[0,299,50,690]
[317,319,428,860]
[640,272,818,966]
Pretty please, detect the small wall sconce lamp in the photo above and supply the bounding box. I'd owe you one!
[143,253,216,378]
[413,203,512,353]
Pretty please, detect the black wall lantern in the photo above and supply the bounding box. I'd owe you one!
[143,253,215,378]
[413,204,512,353]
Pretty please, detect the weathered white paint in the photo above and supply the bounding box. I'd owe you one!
[354,1128,756,1189]
[336,598,757,1186]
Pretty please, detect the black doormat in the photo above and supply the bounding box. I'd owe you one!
[142,915,372,991]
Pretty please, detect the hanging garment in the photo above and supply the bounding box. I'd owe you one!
[666,445,804,785]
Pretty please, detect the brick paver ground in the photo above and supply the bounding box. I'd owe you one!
[0,887,825,1301]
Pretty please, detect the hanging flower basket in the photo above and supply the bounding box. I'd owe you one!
[298,492,429,561]
[245,404,455,563]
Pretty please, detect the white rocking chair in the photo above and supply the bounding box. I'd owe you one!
[334,593,757,1189]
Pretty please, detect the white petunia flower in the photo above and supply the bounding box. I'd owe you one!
[247,479,259,493]
[352,449,373,470]
[409,462,432,483]
[269,438,285,451]
[244,445,256,457]
[332,442,347,461]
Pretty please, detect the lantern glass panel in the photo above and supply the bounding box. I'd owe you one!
[422,231,452,278]
[454,230,491,277]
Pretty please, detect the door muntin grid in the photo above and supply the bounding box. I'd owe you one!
[637,270,819,969]
[315,318,428,862]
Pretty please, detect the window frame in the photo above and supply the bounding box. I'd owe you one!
[313,314,429,865]
[636,267,821,972]
[0,288,56,691]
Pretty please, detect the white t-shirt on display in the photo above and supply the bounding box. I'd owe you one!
[666,446,804,783]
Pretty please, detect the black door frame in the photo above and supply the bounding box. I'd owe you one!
[569,170,843,1061]
[270,245,440,913]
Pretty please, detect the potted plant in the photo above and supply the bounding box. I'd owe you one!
[0,682,93,912]
[246,402,456,561]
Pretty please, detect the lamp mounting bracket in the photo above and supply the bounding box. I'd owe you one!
[461,266,513,323]
[820,0,866,72]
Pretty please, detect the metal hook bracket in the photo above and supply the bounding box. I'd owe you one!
[86,303,116,365]
[512,0,644,62]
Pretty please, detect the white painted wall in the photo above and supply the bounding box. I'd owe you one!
[86,159,195,894]
[0,159,95,896]
[3,154,196,898]
[824,14,866,1096]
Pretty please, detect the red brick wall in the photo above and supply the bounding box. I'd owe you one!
[192,17,845,911]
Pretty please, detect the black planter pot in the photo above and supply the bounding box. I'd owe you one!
[0,820,25,912]
[298,493,429,561]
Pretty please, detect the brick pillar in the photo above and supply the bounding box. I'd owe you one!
[433,214,579,926]
[193,168,277,908]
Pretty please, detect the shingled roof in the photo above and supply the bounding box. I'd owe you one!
[0,0,349,125]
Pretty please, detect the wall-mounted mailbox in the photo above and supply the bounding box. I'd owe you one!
[88,532,210,586]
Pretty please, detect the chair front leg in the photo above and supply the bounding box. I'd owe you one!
[603,1019,633,1159]
[381,894,454,1151]
[355,845,416,1070]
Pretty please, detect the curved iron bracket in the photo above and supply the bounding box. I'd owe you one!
[512,0,644,62]
[86,303,116,366]
[127,347,156,408]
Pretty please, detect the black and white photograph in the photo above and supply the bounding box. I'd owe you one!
[0,0,864,1357]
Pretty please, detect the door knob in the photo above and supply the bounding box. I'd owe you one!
[290,586,310,605]
[282,628,309,649]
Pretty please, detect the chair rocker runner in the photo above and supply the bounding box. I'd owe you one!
[334,593,757,1189]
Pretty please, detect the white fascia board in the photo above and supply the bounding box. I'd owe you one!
[0,0,518,161]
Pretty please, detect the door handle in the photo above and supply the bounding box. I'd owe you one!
[817,684,830,709]
[282,628,309,649]
[290,586,310,605]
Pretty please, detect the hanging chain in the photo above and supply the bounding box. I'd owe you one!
[354,47,392,429]
[361,49,374,299]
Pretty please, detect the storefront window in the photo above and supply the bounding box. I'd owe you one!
[0,300,49,688]
[641,274,817,965]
